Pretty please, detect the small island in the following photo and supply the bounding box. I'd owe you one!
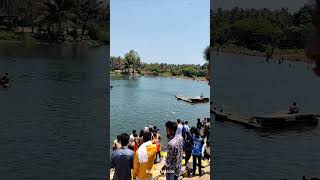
[110,50,209,81]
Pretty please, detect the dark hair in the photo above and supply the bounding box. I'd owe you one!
[132,130,136,134]
[165,121,177,132]
[119,133,130,146]
[204,46,210,61]
[190,126,197,134]
[206,118,210,122]
[139,129,144,137]
[116,135,120,141]
[197,118,200,121]
[293,102,297,106]
[133,134,137,137]
[4,73,8,76]
[185,121,188,125]
[177,119,181,124]
[142,131,152,142]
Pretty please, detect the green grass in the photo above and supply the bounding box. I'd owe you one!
[0,31,18,40]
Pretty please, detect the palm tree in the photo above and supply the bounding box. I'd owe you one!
[34,0,75,39]
[75,0,103,40]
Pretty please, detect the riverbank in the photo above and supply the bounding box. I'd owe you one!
[217,46,308,62]
[110,71,208,82]
[0,30,108,48]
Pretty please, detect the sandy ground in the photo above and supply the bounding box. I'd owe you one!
[110,156,210,180]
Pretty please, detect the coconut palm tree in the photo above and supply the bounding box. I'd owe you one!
[34,0,75,39]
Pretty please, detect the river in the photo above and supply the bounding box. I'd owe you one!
[110,75,210,148]
[212,52,320,179]
[0,43,108,180]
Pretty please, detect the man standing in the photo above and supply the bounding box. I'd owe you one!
[161,121,184,180]
[111,133,134,180]
[133,131,157,180]
[196,118,202,130]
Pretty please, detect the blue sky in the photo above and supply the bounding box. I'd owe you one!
[110,0,209,65]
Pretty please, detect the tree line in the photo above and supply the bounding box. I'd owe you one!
[0,0,109,44]
[110,50,209,78]
[211,4,315,52]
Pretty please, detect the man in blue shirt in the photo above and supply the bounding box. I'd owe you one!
[192,129,204,176]
[111,133,134,180]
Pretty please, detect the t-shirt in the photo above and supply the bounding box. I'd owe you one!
[129,134,135,144]
[111,147,134,180]
[192,135,203,156]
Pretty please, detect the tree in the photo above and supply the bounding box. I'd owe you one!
[124,50,141,74]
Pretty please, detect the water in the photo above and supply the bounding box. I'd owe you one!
[212,52,320,180]
[0,43,108,180]
[110,75,210,147]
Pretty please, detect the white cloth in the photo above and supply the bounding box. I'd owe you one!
[175,123,183,136]
[183,124,190,132]
[137,141,152,163]
[129,134,134,143]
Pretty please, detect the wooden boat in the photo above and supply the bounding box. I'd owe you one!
[252,113,319,127]
[212,107,319,128]
[175,95,209,103]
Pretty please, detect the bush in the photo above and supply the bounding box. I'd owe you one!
[0,31,17,40]
[87,25,100,40]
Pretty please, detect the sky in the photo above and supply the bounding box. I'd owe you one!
[213,0,311,11]
[110,0,210,65]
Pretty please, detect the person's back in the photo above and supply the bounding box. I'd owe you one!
[134,131,157,180]
[197,119,202,129]
[192,135,203,156]
[111,133,134,180]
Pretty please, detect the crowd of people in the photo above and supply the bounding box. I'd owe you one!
[110,118,210,180]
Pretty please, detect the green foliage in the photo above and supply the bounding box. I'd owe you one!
[0,0,108,44]
[0,31,17,40]
[213,4,314,52]
[110,51,208,78]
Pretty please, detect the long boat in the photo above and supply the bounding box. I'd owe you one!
[175,95,209,103]
[212,108,319,128]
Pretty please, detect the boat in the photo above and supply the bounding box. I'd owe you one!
[252,113,319,127]
[175,95,209,103]
[212,107,320,128]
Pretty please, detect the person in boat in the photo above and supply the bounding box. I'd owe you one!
[0,73,10,86]
[133,131,157,180]
[161,121,184,180]
[289,102,299,114]
[111,133,134,180]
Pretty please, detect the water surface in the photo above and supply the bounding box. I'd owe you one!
[110,75,210,147]
[0,43,107,180]
[212,52,320,179]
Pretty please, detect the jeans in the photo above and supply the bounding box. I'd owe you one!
[166,173,178,180]
[193,155,202,175]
